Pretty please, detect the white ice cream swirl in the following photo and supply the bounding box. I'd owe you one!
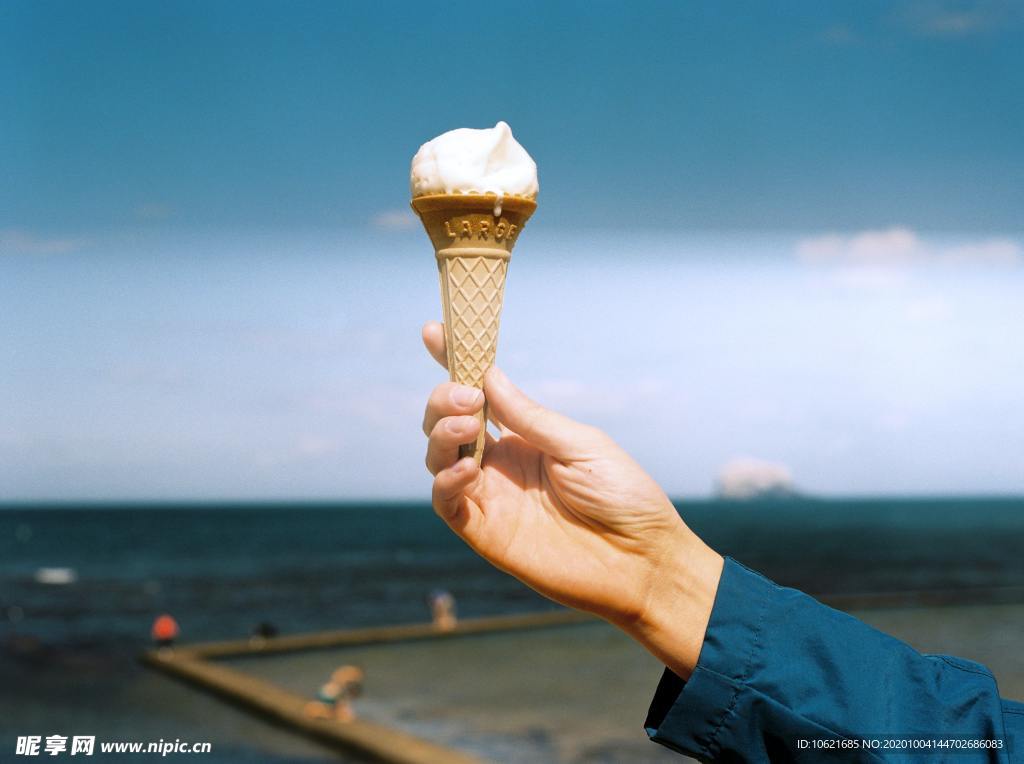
[410,121,538,201]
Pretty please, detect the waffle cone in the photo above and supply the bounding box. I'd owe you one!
[411,194,537,464]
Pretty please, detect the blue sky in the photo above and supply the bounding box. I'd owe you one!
[2,1,1023,499]
[4,0,1022,232]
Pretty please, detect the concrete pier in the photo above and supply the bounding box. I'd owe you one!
[142,609,594,763]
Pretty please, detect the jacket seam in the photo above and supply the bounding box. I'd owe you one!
[692,664,892,761]
[685,672,888,763]
[931,655,998,681]
[749,683,888,762]
[702,576,770,759]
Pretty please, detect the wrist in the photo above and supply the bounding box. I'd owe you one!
[623,530,724,680]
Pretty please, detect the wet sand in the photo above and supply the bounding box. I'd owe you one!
[227,602,1024,763]
[0,640,346,763]
[229,622,678,763]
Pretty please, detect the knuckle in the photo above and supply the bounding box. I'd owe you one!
[423,385,457,435]
[427,385,445,409]
[432,475,455,508]
[430,417,451,440]
[431,383,458,411]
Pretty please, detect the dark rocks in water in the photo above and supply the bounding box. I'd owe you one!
[5,633,47,659]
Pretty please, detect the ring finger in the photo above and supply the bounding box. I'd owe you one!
[425,415,481,475]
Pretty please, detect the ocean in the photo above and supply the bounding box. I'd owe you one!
[2,498,1023,762]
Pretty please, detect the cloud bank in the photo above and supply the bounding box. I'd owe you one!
[0,229,85,256]
[904,1,1022,37]
[371,209,418,230]
[796,227,1022,267]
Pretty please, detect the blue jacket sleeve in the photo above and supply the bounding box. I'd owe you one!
[645,557,1019,762]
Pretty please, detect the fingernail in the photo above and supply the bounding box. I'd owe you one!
[450,458,466,473]
[452,386,482,407]
[445,418,465,435]
[488,366,508,385]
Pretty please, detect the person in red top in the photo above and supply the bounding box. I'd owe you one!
[151,614,179,648]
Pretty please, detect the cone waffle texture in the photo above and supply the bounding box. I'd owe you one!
[411,194,536,463]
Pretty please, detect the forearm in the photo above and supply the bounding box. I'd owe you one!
[621,529,724,680]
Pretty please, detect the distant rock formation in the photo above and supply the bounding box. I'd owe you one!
[715,457,797,500]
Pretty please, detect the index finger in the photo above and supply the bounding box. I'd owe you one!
[423,320,508,434]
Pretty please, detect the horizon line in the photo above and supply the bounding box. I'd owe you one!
[2,493,1024,509]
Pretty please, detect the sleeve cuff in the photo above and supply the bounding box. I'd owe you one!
[644,556,773,759]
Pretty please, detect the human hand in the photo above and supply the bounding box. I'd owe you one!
[421,321,723,677]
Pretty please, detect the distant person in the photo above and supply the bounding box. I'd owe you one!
[249,620,278,648]
[418,320,1022,761]
[304,666,364,723]
[252,621,279,639]
[426,589,457,631]
[150,613,179,649]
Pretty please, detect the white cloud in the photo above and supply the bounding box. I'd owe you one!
[371,209,418,230]
[296,436,341,458]
[943,237,1022,265]
[253,436,342,469]
[796,227,1022,268]
[0,229,86,256]
[832,265,909,290]
[797,227,921,265]
[903,1,1021,37]
[135,203,175,222]
[715,457,795,499]
[529,376,671,418]
[819,24,859,44]
[919,10,989,35]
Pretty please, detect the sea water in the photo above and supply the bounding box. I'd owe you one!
[1,499,1022,762]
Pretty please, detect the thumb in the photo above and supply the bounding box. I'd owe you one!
[484,366,605,460]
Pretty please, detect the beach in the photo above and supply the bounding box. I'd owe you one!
[2,500,1023,762]
[226,603,1024,763]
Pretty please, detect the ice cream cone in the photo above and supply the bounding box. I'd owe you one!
[411,193,536,464]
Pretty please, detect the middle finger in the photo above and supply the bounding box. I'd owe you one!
[422,382,484,436]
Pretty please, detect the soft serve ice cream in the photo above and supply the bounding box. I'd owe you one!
[411,121,538,212]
